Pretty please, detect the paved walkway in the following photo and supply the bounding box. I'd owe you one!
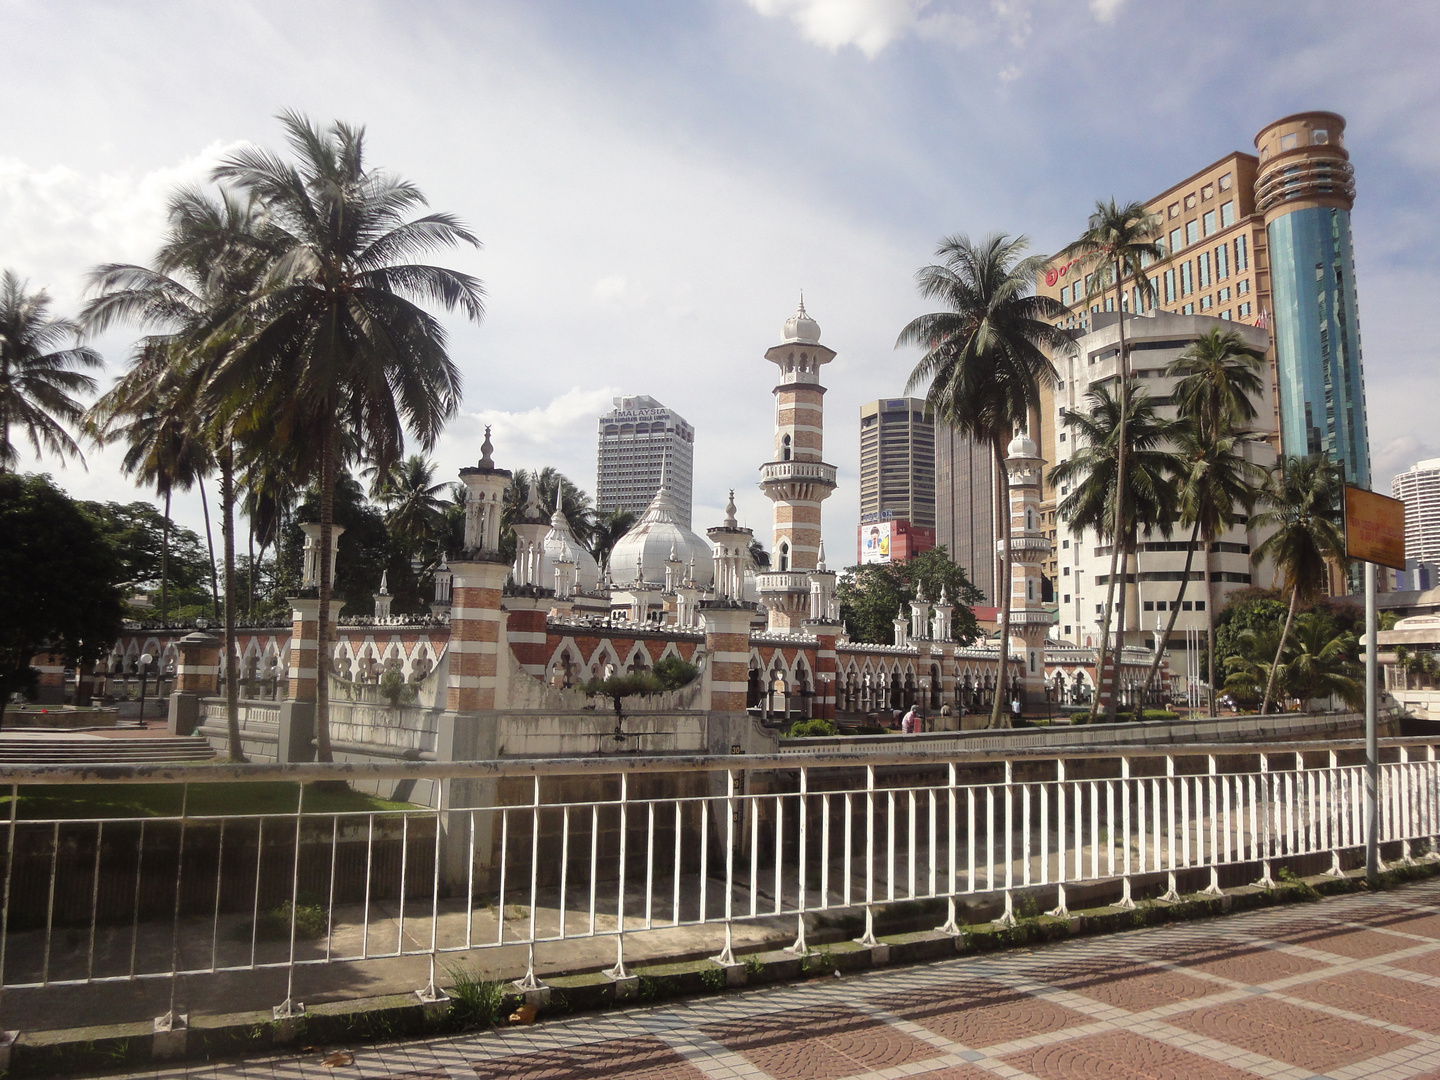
[117,878,1440,1080]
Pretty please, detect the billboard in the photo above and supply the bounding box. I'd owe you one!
[1344,486,1406,571]
[860,522,892,564]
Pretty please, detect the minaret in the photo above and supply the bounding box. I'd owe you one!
[707,490,755,603]
[1003,430,1052,706]
[758,297,838,632]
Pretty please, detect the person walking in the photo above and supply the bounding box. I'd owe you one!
[901,705,918,734]
[1010,696,1023,724]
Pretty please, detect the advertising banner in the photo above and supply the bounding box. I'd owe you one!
[860,522,892,564]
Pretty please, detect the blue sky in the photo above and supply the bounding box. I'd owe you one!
[3,0,1437,564]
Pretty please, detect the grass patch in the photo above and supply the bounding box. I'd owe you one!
[446,963,505,1028]
[4,780,417,819]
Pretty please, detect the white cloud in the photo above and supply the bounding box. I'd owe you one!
[1087,0,1127,24]
[745,0,927,56]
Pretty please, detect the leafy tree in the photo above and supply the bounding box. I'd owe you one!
[0,474,124,726]
[1213,588,1289,683]
[204,113,483,761]
[1250,455,1346,714]
[1223,611,1360,712]
[652,655,698,691]
[898,233,1068,727]
[0,271,102,472]
[499,467,594,563]
[837,547,983,646]
[78,500,212,611]
[369,454,450,568]
[1061,200,1165,717]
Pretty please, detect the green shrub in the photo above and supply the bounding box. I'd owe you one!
[379,668,416,707]
[786,718,837,738]
[249,899,328,941]
[653,656,699,691]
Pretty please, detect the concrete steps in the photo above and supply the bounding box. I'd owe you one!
[0,737,215,766]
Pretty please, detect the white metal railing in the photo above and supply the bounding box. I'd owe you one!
[1,737,1435,1025]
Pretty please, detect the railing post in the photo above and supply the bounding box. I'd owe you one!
[786,767,810,955]
[153,784,190,1059]
[1257,753,1275,888]
[1160,755,1180,902]
[711,769,738,967]
[604,772,632,982]
[274,782,307,1021]
[1326,749,1345,875]
[515,775,548,994]
[854,764,879,947]
[937,762,961,934]
[1049,758,1069,918]
[1399,746,1416,866]
[1118,758,1135,909]
[1428,744,1440,861]
[1202,756,1222,896]
[994,760,1016,927]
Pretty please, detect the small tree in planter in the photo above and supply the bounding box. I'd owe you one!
[582,658,698,746]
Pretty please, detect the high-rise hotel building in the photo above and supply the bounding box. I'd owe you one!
[859,398,936,525]
[596,395,696,528]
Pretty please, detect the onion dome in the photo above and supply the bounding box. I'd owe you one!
[1007,430,1040,459]
[608,481,715,589]
[782,295,821,344]
[540,486,601,592]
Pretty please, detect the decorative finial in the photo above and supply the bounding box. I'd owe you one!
[525,480,541,518]
[479,426,494,468]
[817,538,827,572]
[668,542,679,563]
[379,570,389,595]
[724,489,738,528]
[939,583,948,604]
[797,290,806,316]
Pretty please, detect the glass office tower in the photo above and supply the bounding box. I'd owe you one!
[1255,112,1370,488]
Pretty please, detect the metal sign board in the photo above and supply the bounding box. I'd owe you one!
[1344,486,1406,571]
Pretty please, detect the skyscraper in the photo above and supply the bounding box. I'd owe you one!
[596,395,695,528]
[858,397,936,531]
[1392,458,1440,586]
[934,426,997,603]
[1255,112,1370,487]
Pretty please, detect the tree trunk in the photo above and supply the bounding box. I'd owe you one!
[1101,262,1131,720]
[1262,587,1301,715]
[1141,520,1201,694]
[220,443,246,762]
[315,420,336,762]
[247,517,255,619]
[199,475,220,623]
[1114,535,1131,716]
[1204,530,1217,716]
[990,436,1013,729]
[161,489,171,625]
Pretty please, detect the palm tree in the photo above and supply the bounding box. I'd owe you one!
[85,376,212,624]
[1223,612,1361,712]
[1049,382,1180,714]
[371,454,448,553]
[83,185,274,762]
[500,467,595,554]
[590,507,637,574]
[1062,200,1165,718]
[0,271,103,472]
[1250,454,1346,714]
[205,113,483,762]
[1144,329,1268,710]
[898,233,1069,727]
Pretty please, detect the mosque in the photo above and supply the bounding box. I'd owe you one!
[98,301,1163,749]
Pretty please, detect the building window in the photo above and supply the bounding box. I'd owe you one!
[1181,261,1193,295]
[1063,594,1071,604]
[1096,604,1103,614]
[1105,296,1114,312]
[1184,193,1197,210]
[1143,600,1154,612]
[1202,210,1216,237]
[1219,172,1233,191]
[1062,565,1070,575]
[1239,301,1252,318]
[1163,268,1176,303]
[1202,183,1214,201]
[1200,295,1213,310]
[1168,227,1182,253]
[1216,244,1229,279]
[1220,200,1235,227]
[1217,286,1231,302]
[1280,132,1298,150]
[1185,220,1199,245]
[1220,309,1232,320]
[1197,601,1206,611]
[1168,202,1180,218]
[1198,252,1212,288]
[1059,432,1066,442]
[1237,278,1250,294]
[778,541,789,572]
[1062,539,1069,549]
[1182,601,1194,611]
[1183,303,1195,315]
[1235,235,1248,270]
[1060,285,1070,306]
[782,434,791,461]
[1149,274,1159,299]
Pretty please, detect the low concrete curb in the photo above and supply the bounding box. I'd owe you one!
[12,860,1439,1078]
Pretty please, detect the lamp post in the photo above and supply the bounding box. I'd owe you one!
[137,652,154,721]
[919,675,931,732]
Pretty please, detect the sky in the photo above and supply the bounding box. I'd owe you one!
[3,0,1438,567]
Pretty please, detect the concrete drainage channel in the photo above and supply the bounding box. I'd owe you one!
[11,860,1440,1079]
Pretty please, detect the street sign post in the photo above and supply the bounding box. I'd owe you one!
[1345,486,1406,882]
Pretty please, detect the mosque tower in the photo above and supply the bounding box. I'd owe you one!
[757,298,838,632]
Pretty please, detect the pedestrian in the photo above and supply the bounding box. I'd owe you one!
[1010,696,1022,723]
[901,705,918,734]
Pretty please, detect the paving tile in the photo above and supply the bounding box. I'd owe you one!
[468,1035,709,1080]
[701,1005,944,1080]
[1294,928,1420,959]
[875,978,1090,1048]
[1131,934,1243,962]
[1168,995,1414,1072]
[1028,956,1220,1009]
[1004,1029,1265,1080]
[1369,912,1440,939]
[1288,970,1440,1032]
[907,1067,995,1080]
[1181,943,1330,984]
[1390,949,1440,978]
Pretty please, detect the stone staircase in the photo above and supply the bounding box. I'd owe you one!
[0,736,216,766]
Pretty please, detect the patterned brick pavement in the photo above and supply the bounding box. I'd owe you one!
[111,876,1440,1080]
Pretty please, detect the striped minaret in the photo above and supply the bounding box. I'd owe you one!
[758,298,837,632]
[449,427,514,713]
[1003,431,1051,708]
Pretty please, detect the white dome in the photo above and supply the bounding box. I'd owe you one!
[541,502,602,592]
[1007,431,1039,458]
[609,484,715,589]
[783,297,821,344]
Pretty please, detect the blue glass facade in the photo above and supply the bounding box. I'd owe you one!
[1267,205,1370,487]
